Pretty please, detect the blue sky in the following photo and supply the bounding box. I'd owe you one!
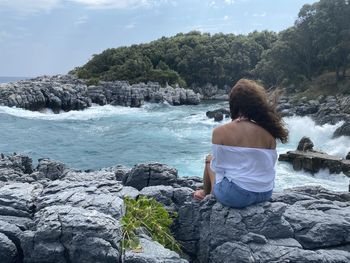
[0,0,317,77]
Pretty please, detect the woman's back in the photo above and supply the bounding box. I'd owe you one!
[212,119,276,150]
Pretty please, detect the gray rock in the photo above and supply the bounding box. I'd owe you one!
[123,163,178,190]
[333,122,350,138]
[297,136,314,151]
[36,180,125,218]
[35,158,67,181]
[0,232,18,263]
[124,237,187,263]
[175,186,350,262]
[26,205,122,263]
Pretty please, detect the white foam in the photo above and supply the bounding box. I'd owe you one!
[0,105,145,121]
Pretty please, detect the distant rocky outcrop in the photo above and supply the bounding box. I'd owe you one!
[0,75,200,113]
[88,81,200,107]
[1,153,350,262]
[276,95,350,125]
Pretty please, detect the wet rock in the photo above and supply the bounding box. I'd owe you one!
[297,137,314,151]
[333,122,350,138]
[206,108,230,119]
[279,138,350,176]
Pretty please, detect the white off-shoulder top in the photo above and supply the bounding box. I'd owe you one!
[210,144,278,192]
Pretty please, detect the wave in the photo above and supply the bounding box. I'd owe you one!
[0,104,151,121]
[283,116,348,158]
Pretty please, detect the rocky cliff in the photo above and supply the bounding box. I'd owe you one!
[0,75,201,113]
[0,154,349,262]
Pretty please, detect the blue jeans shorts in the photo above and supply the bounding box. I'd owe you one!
[213,177,272,208]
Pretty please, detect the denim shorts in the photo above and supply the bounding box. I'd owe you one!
[213,177,273,209]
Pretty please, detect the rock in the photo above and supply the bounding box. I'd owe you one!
[0,75,92,112]
[297,137,314,151]
[1,153,350,262]
[124,237,188,263]
[279,139,350,176]
[140,185,193,210]
[206,108,230,119]
[25,205,122,263]
[214,113,223,121]
[35,158,67,181]
[333,122,350,138]
[123,163,178,190]
[0,232,18,263]
[0,75,200,112]
[175,186,350,262]
[279,150,350,175]
[346,152,350,160]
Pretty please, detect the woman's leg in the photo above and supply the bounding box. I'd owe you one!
[194,155,215,200]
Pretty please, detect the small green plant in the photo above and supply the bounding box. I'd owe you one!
[86,77,100,86]
[121,196,181,253]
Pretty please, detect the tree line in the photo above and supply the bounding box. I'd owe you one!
[71,0,350,91]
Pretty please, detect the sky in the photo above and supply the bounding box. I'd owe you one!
[0,0,317,77]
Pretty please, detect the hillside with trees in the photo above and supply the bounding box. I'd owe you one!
[71,0,350,94]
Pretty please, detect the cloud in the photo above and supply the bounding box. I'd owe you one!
[74,15,88,25]
[0,0,171,13]
[223,15,229,20]
[68,0,151,9]
[125,22,136,29]
[0,0,60,14]
[224,0,235,5]
[253,12,266,17]
[0,30,11,42]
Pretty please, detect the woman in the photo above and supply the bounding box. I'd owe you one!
[194,79,288,208]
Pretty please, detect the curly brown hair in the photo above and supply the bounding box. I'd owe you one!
[229,79,289,143]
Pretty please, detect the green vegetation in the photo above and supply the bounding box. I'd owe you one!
[71,0,350,94]
[121,196,181,253]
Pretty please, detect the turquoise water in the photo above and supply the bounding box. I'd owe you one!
[0,77,30,83]
[0,102,349,191]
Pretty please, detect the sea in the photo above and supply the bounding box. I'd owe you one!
[0,78,349,192]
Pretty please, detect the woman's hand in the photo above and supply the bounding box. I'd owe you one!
[205,154,212,164]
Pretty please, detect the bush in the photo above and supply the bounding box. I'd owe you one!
[121,196,181,253]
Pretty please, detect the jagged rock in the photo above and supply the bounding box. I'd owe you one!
[206,108,230,119]
[0,75,200,112]
[0,153,349,262]
[34,158,67,181]
[24,205,122,263]
[0,182,42,219]
[297,137,314,151]
[0,75,92,112]
[123,163,178,190]
[140,185,193,210]
[175,186,350,262]
[346,152,350,160]
[36,180,125,218]
[279,138,350,176]
[333,122,350,138]
[124,237,188,263]
[0,232,18,263]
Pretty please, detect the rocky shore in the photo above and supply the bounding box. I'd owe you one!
[0,75,201,113]
[205,94,350,137]
[1,153,350,262]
